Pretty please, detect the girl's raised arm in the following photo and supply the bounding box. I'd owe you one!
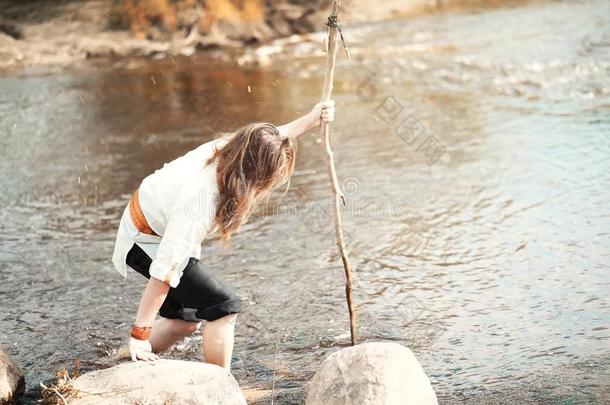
[278,100,335,139]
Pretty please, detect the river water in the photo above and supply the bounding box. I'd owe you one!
[1,0,609,403]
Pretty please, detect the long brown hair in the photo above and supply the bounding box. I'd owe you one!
[207,122,296,246]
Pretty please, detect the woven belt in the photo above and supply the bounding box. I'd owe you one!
[129,188,158,236]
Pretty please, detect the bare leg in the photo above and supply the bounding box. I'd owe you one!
[149,318,201,353]
[203,314,237,370]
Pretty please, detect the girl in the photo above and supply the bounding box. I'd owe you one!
[112,100,335,369]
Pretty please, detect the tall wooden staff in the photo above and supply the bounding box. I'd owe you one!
[320,0,356,346]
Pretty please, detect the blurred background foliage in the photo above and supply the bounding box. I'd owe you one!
[0,0,329,43]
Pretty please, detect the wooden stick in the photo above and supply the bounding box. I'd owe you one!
[320,0,356,346]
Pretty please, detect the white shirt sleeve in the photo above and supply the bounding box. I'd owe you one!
[148,177,217,288]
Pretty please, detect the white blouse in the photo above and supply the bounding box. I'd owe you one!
[112,138,224,288]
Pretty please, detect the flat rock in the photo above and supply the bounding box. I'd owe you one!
[306,342,438,405]
[0,345,25,405]
[69,359,246,405]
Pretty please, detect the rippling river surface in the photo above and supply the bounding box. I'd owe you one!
[1,0,609,403]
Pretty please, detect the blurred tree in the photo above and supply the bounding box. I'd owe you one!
[118,0,181,39]
[112,0,269,41]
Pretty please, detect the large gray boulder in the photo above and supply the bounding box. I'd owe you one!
[306,342,438,405]
[69,359,246,405]
[0,345,25,405]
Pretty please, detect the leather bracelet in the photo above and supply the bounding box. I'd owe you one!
[130,325,152,340]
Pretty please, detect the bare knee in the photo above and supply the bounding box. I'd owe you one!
[173,319,201,335]
[223,314,237,325]
[187,321,203,333]
[208,313,237,326]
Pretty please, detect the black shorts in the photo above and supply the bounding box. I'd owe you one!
[125,244,241,322]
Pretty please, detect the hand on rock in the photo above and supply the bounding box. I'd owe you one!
[129,337,159,362]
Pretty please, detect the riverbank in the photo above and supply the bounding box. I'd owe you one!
[0,0,530,72]
[0,0,400,71]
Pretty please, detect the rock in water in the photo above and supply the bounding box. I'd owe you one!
[0,345,25,405]
[70,359,246,405]
[306,342,438,405]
